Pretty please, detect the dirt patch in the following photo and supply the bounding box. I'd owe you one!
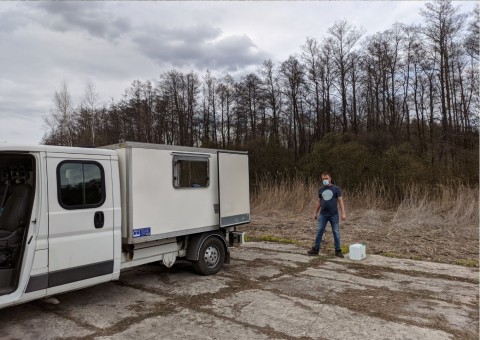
[324,287,478,339]
[240,208,479,266]
[324,287,411,321]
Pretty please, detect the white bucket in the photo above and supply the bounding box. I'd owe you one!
[349,243,366,260]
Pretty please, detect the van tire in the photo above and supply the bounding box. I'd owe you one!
[192,237,225,275]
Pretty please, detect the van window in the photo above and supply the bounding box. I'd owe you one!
[173,157,209,188]
[57,161,105,209]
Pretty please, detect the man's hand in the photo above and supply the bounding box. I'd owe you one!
[313,213,318,220]
[338,197,346,222]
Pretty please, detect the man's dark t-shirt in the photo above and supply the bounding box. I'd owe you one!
[318,185,342,216]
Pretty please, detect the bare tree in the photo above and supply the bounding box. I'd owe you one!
[301,37,322,138]
[199,71,218,146]
[464,4,479,60]
[259,59,282,144]
[43,81,75,146]
[216,74,235,148]
[281,55,306,162]
[421,0,467,164]
[327,20,363,133]
[319,39,336,133]
[80,80,100,145]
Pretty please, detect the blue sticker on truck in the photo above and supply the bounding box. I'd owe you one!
[133,227,151,238]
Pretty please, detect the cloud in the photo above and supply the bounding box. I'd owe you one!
[35,1,132,40]
[133,23,269,72]
[0,114,45,144]
[0,3,268,73]
[167,23,222,44]
[0,3,33,33]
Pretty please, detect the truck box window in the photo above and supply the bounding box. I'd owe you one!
[173,157,209,188]
[57,161,105,209]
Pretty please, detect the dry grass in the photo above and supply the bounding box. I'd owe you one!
[251,177,317,214]
[245,178,479,266]
[392,183,479,226]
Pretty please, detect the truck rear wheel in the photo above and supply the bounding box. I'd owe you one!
[192,237,225,275]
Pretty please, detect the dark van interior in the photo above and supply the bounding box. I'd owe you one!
[0,153,35,296]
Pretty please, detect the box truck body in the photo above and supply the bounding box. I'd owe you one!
[0,142,250,309]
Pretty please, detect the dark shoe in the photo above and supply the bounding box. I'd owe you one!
[335,250,344,258]
[307,247,319,256]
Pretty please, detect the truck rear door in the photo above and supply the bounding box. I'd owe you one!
[46,152,114,292]
[217,151,250,228]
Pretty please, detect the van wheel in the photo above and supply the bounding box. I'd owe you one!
[192,237,225,275]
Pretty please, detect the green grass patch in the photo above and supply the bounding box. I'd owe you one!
[249,235,302,245]
[382,252,402,258]
[455,259,479,268]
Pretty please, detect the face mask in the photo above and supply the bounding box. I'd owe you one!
[322,179,330,186]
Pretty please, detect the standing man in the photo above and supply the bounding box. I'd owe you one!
[308,172,346,257]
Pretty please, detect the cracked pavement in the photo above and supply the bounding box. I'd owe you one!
[0,242,478,339]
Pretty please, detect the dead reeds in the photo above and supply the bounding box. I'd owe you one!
[251,177,479,227]
[248,177,479,265]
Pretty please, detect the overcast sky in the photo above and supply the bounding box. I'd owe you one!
[0,1,476,145]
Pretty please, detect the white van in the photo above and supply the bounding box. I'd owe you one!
[0,142,250,309]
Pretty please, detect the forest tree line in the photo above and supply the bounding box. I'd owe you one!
[43,1,479,189]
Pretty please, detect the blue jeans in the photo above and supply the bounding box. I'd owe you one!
[314,214,341,251]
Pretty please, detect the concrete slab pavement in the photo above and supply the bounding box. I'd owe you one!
[0,242,477,339]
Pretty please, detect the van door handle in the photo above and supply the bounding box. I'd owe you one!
[94,211,104,229]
